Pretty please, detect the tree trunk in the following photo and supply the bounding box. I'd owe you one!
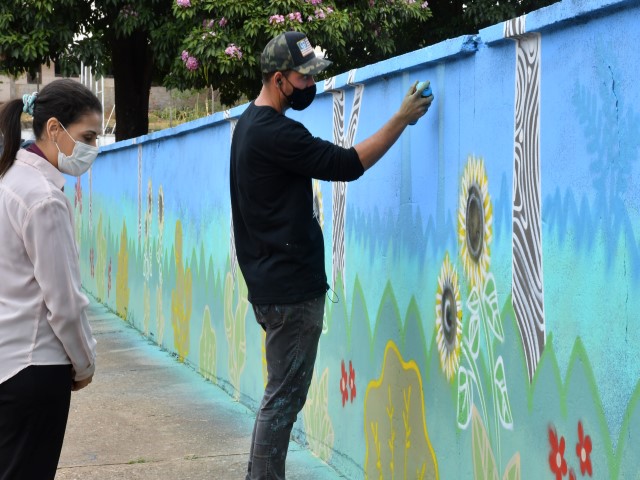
[111,30,153,141]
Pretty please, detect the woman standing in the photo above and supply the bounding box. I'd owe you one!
[0,79,100,479]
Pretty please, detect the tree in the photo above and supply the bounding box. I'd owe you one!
[423,0,559,46]
[0,0,183,141]
[169,0,432,105]
[1,0,557,141]
[160,0,559,106]
[1,0,432,140]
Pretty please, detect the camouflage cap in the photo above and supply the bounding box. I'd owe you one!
[261,31,332,75]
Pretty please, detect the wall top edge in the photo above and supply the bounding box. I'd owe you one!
[319,34,479,93]
[99,105,247,153]
[479,0,637,44]
[100,34,479,152]
[100,0,638,153]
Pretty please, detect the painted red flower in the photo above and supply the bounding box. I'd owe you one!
[549,426,568,480]
[339,360,348,406]
[576,421,592,476]
[569,469,576,480]
[348,360,356,402]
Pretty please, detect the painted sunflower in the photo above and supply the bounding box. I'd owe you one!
[435,253,463,382]
[458,156,493,290]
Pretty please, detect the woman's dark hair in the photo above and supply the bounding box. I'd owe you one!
[0,79,102,178]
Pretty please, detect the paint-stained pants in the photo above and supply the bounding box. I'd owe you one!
[246,295,325,480]
[0,365,72,480]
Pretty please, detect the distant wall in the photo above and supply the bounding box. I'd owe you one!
[72,0,640,477]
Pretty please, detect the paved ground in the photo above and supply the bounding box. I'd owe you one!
[56,301,346,480]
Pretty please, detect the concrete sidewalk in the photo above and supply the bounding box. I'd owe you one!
[56,301,345,480]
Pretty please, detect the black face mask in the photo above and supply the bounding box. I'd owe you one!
[282,76,316,111]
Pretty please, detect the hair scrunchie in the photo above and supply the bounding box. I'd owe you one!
[22,92,38,116]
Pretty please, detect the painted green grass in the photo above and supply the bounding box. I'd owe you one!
[76,194,640,479]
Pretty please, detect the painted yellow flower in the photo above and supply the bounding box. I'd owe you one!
[458,156,493,290]
[312,179,324,230]
[435,253,463,382]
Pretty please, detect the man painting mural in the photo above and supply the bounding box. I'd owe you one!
[230,31,433,480]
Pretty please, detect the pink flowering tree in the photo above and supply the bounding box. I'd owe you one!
[1,0,557,139]
[169,0,432,105]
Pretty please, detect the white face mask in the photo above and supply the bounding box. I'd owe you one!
[54,124,99,176]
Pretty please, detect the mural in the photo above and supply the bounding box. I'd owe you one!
[156,185,166,344]
[454,155,514,473]
[302,367,335,461]
[171,219,192,362]
[325,69,364,299]
[199,305,217,383]
[509,24,546,382]
[364,341,438,479]
[72,1,640,478]
[115,221,129,320]
[223,268,248,399]
[471,406,520,480]
[143,178,153,335]
[434,253,462,383]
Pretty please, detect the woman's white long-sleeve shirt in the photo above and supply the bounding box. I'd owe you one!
[0,148,96,384]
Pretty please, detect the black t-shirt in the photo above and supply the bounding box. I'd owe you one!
[230,102,364,304]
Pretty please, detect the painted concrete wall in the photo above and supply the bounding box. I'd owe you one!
[70,0,640,477]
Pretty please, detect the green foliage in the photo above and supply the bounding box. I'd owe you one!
[462,0,556,30]
[167,0,432,105]
[71,0,179,78]
[423,0,559,48]
[0,0,558,137]
[148,98,221,131]
[0,0,82,75]
[0,0,185,139]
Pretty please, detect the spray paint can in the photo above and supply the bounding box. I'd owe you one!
[409,81,433,125]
